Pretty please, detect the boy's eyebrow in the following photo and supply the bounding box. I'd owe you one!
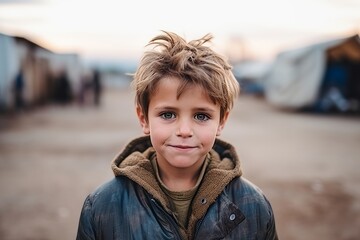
[154,106,217,112]
[193,107,217,112]
[154,106,177,111]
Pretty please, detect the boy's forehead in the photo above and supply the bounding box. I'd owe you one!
[154,77,207,96]
[151,76,217,105]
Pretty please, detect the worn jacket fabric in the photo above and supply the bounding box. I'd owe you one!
[76,136,278,240]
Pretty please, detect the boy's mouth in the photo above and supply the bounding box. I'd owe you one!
[168,144,197,150]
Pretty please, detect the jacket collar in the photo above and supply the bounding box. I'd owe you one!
[111,136,242,232]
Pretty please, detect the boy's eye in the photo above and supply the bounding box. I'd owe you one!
[194,113,210,121]
[160,112,176,119]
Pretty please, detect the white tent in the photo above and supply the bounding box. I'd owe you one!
[0,33,20,110]
[263,35,360,110]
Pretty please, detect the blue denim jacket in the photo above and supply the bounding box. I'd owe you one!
[76,136,278,239]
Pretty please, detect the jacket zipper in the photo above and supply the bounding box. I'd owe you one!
[193,217,204,240]
[150,198,183,240]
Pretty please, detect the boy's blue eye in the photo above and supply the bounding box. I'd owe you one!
[160,112,175,119]
[194,113,209,121]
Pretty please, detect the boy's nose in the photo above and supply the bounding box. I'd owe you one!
[176,120,193,138]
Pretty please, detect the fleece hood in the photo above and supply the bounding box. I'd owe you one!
[111,135,242,207]
[111,135,242,235]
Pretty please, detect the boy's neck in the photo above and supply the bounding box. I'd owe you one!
[158,165,202,192]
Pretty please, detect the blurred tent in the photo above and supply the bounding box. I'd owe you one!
[263,34,360,113]
[0,32,83,112]
[232,60,272,96]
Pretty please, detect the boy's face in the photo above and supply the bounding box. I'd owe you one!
[137,76,229,174]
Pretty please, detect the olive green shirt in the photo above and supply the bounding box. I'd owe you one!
[151,155,209,228]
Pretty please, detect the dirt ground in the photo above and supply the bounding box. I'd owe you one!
[0,86,360,240]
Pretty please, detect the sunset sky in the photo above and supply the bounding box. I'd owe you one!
[0,0,359,63]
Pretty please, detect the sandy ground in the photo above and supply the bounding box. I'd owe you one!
[0,86,360,240]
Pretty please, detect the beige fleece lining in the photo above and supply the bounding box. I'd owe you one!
[111,136,242,239]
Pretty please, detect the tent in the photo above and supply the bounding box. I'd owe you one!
[263,34,360,113]
[232,60,272,95]
[0,32,83,112]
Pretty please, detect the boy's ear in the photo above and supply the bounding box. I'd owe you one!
[216,111,230,136]
[136,105,150,135]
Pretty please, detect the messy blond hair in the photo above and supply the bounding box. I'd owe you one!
[132,31,240,121]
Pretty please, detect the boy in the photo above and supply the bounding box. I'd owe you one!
[76,31,278,240]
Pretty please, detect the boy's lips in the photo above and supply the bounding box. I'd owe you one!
[167,144,197,149]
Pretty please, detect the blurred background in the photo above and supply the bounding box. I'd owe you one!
[0,0,360,239]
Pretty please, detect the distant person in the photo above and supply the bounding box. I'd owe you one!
[78,71,92,106]
[76,31,278,239]
[53,69,72,104]
[13,68,25,111]
[92,68,102,106]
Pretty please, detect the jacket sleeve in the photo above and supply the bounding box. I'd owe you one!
[76,195,96,240]
[265,198,279,240]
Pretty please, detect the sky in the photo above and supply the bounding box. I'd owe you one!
[0,0,359,63]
